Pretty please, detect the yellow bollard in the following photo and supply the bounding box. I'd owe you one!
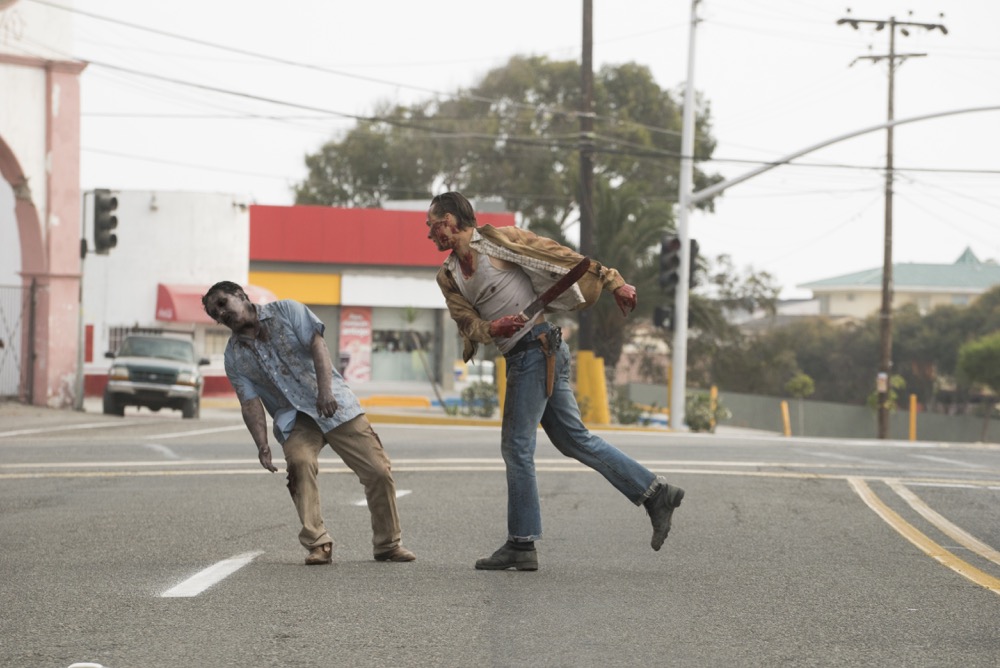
[909,393,917,441]
[575,350,594,421]
[495,355,507,416]
[710,385,718,431]
[587,355,611,425]
[780,400,791,437]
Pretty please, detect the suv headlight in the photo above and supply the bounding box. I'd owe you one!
[109,365,130,381]
[176,371,199,387]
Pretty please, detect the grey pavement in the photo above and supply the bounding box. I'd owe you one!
[0,380,776,436]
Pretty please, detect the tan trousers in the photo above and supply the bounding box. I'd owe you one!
[282,412,402,555]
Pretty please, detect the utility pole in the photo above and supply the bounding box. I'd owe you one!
[578,0,595,350]
[838,10,946,439]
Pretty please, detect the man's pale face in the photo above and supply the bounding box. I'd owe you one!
[205,291,256,332]
[426,209,458,251]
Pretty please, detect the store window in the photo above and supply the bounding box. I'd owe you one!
[369,307,435,382]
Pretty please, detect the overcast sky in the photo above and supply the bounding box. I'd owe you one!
[9,0,1000,298]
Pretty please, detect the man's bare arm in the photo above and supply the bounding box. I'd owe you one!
[240,397,277,472]
[311,332,338,417]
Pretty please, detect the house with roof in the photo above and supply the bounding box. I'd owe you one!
[798,248,1000,318]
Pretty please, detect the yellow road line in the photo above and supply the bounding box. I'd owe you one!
[847,477,1000,596]
[886,479,1000,567]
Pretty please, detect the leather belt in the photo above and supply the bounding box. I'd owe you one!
[504,336,543,358]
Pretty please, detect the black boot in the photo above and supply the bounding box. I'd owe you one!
[475,541,538,571]
[645,477,685,551]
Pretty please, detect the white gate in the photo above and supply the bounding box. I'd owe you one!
[0,283,32,398]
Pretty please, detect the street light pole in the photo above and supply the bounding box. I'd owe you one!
[669,0,701,431]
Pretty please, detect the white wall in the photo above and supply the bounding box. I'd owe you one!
[0,0,76,246]
[0,178,15,285]
[341,273,445,308]
[0,1,74,61]
[83,190,249,358]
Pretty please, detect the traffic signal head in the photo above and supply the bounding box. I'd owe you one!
[653,305,674,330]
[94,188,118,254]
[689,238,700,287]
[659,233,681,290]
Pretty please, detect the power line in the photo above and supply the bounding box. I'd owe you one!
[27,0,682,140]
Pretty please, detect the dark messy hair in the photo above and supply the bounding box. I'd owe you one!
[201,280,246,318]
[430,192,477,230]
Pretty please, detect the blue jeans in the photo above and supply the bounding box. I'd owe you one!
[501,322,659,541]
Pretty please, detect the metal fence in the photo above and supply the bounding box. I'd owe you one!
[0,282,34,399]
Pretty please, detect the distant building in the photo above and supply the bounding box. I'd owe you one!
[247,203,516,388]
[798,248,1000,318]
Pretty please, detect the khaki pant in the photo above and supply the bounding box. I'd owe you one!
[282,412,402,555]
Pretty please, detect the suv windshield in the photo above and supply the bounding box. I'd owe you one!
[119,337,195,363]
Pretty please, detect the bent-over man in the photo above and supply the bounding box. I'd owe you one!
[202,281,415,565]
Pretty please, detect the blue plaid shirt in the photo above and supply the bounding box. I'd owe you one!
[223,300,363,444]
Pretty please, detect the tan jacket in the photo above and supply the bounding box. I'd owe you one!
[436,224,627,362]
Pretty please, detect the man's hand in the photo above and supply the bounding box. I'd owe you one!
[489,314,527,338]
[613,284,638,316]
[316,387,338,418]
[258,443,278,473]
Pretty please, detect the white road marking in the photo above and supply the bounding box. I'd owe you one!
[0,421,137,438]
[906,482,976,489]
[800,450,897,466]
[161,551,263,598]
[353,489,412,507]
[143,443,180,459]
[910,454,985,469]
[887,479,1000,567]
[149,425,244,440]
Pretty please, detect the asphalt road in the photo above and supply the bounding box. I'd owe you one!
[1,404,998,668]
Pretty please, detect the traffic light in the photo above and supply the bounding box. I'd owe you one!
[689,238,700,287]
[653,305,674,330]
[659,233,681,290]
[93,189,118,254]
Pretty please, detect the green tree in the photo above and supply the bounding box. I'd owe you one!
[589,179,673,372]
[785,372,815,438]
[294,56,722,232]
[957,331,1000,440]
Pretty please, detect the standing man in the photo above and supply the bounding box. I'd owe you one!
[201,281,415,565]
[427,192,685,571]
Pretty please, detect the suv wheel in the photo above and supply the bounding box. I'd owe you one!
[103,391,125,416]
[182,396,200,419]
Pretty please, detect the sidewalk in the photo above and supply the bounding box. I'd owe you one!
[0,380,774,435]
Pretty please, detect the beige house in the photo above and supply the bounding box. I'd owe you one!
[799,248,1000,318]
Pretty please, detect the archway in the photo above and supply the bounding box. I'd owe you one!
[0,56,86,407]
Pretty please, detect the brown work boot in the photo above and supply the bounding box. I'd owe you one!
[374,545,416,562]
[645,478,685,551]
[305,542,332,565]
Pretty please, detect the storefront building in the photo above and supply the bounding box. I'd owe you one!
[247,204,515,390]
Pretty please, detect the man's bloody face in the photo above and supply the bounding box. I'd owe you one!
[205,290,255,332]
[426,210,458,251]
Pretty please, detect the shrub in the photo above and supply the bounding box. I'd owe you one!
[461,381,498,418]
[685,392,732,433]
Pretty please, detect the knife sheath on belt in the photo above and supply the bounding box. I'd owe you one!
[518,256,592,321]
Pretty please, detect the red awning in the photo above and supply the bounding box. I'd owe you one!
[155,283,277,324]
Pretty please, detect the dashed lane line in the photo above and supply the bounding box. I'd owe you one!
[353,489,412,506]
[149,425,245,439]
[847,477,1000,597]
[161,551,263,598]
